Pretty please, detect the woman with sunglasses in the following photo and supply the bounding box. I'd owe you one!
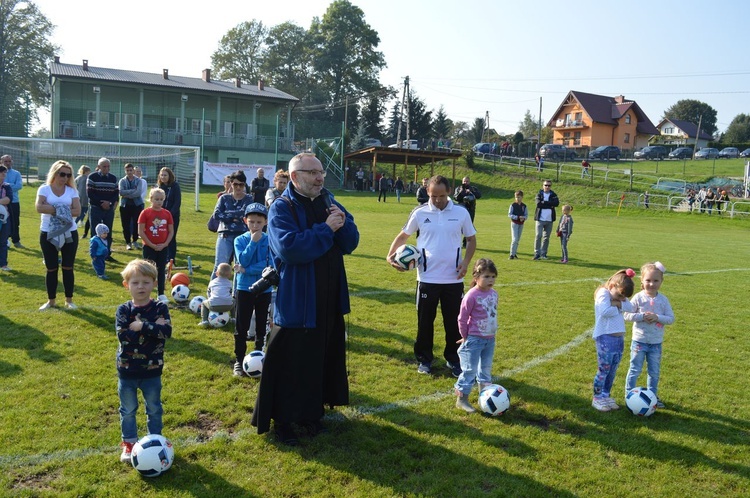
[35,160,82,310]
[209,170,254,280]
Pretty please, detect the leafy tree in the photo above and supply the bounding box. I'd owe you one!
[451,121,469,146]
[432,106,452,141]
[518,110,540,141]
[385,101,401,145]
[513,131,524,145]
[262,22,312,97]
[407,92,432,142]
[211,21,268,83]
[470,117,485,144]
[722,114,750,143]
[359,94,386,141]
[0,0,57,136]
[663,99,718,137]
[308,0,386,122]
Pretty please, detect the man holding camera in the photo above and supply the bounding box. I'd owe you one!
[454,176,481,222]
[232,203,272,376]
[252,153,359,445]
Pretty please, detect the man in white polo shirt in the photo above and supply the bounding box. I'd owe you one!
[387,175,477,376]
[533,179,559,260]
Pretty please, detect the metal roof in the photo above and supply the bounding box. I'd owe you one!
[344,146,463,166]
[49,61,299,104]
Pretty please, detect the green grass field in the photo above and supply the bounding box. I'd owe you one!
[1,171,749,497]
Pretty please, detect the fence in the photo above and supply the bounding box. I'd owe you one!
[604,191,750,218]
[0,137,201,210]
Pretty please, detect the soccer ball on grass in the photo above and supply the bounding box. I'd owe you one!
[478,384,510,416]
[171,284,190,303]
[130,434,174,477]
[208,311,231,328]
[625,387,658,417]
[242,350,265,377]
[188,295,206,314]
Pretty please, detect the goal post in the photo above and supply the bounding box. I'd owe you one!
[0,137,202,211]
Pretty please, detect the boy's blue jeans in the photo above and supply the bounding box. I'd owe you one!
[92,255,106,276]
[455,335,495,396]
[510,223,524,257]
[118,376,163,443]
[593,334,624,398]
[625,341,662,395]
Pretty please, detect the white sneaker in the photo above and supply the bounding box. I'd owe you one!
[158,294,169,303]
[605,397,620,410]
[592,398,612,412]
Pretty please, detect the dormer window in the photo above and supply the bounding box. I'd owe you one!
[625,114,631,124]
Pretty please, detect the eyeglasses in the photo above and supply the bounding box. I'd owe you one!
[232,182,246,187]
[58,171,73,178]
[543,184,551,187]
[297,169,326,178]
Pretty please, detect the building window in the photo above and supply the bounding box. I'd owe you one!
[87,111,109,127]
[226,157,239,164]
[575,112,582,121]
[167,117,186,132]
[192,119,212,135]
[664,126,673,134]
[223,122,235,137]
[625,114,631,124]
[115,113,137,130]
[624,133,630,144]
[574,131,581,145]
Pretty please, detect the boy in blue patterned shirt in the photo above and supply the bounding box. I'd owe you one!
[115,259,172,463]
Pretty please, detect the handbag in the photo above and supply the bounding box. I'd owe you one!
[207,213,219,232]
[556,229,562,237]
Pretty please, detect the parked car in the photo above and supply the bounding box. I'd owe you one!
[740,148,750,158]
[364,138,382,147]
[589,145,621,160]
[539,143,576,160]
[694,147,719,159]
[634,145,668,160]
[388,139,419,150]
[669,147,693,159]
[473,143,492,154]
[718,147,739,159]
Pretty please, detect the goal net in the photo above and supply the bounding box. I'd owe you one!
[0,137,201,210]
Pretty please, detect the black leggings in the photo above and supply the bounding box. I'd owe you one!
[40,231,79,300]
[142,246,168,296]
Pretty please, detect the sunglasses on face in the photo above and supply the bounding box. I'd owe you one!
[58,171,73,178]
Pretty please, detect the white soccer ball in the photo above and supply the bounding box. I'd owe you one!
[625,387,658,417]
[208,311,231,328]
[242,350,265,378]
[393,243,421,270]
[478,384,510,416]
[188,295,206,314]
[171,284,190,303]
[130,434,174,477]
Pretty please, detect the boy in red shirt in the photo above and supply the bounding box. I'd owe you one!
[137,187,174,302]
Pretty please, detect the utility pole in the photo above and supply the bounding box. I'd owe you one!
[692,114,703,157]
[483,111,490,144]
[538,97,543,152]
[396,76,410,148]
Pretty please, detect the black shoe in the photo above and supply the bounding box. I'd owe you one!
[446,361,462,378]
[274,423,299,446]
[106,256,118,263]
[533,255,540,260]
[300,419,328,437]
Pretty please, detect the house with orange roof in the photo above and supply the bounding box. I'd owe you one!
[547,91,659,152]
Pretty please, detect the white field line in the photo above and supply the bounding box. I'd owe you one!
[2,267,749,468]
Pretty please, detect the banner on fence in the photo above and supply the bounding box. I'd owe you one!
[202,162,275,186]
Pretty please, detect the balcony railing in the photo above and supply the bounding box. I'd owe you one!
[553,119,588,129]
[57,122,294,151]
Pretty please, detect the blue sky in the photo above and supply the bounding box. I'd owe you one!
[32,0,750,135]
